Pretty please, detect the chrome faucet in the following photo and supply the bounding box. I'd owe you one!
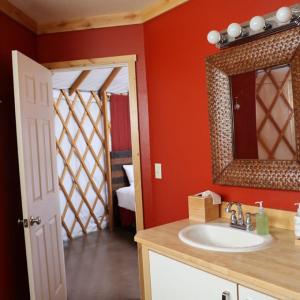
[225,202,254,231]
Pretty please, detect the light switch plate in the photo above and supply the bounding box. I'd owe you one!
[154,163,162,179]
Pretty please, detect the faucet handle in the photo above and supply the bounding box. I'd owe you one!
[245,212,255,231]
[229,209,237,225]
[225,201,235,213]
[245,212,256,218]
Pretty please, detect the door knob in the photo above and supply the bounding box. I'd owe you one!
[29,216,41,226]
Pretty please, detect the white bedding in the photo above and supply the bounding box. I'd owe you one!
[116,185,136,212]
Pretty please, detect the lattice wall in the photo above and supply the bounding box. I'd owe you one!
[256,65,296,160]
[54,89,110,240]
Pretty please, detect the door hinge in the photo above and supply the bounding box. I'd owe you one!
[18,218,29,228]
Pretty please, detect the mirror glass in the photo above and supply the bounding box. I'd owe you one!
[231,64,296,160]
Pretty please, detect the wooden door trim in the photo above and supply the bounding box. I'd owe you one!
[44,55,144,231]
[43,55,136,71]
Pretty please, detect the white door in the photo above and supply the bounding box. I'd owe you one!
[149,251,237,300]
[12,51,67,300]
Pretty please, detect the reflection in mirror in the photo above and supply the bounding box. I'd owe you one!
[231,65,296,160]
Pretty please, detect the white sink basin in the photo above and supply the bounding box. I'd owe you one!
[178,223,273,252]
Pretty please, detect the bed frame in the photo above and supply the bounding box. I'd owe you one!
[110,150,135,227]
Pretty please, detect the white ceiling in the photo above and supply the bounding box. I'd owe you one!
[52,66,129,94]
[8,0,158,23]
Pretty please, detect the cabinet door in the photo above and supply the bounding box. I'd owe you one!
[239,286,277,300]
[149,251,237,300]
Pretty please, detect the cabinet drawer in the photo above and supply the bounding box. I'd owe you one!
[149,251,237,300]
[239,285,277,300]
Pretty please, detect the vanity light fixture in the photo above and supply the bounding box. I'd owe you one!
[207,4,300,48]
[249,16,266,32]
[227,23,242,38]
[207,30,221,45]
[276,6,293,23]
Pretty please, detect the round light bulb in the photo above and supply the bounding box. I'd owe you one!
[227,23,242,38]
[250,16,266,31]
[207,30,221,45]
[276,7,293,23]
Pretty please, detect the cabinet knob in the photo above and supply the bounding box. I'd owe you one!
[222,291,230,300]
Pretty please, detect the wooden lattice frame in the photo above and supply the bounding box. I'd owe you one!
[206,26,300,191]
[54,90,110,239]
[256,67,296,159]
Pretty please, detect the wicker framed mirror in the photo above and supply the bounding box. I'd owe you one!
[206,26,300,191]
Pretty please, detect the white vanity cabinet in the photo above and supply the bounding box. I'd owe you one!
[239,286,276,300]
[149,251,237,300]
[148,251,276,300]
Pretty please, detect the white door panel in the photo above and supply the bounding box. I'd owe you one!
[13,50,67,300]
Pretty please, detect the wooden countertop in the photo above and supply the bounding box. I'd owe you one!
[135,219,300,300]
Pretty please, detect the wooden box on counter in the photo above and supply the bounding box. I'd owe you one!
[188,195,220,223]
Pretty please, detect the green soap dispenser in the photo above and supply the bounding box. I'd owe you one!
[255,201,269,235]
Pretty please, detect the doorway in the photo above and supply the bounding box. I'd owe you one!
[13,52,143,300]
[52,62,141,299]
[45,55,144,233]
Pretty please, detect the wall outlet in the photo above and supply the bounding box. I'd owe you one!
[154,163,162,179]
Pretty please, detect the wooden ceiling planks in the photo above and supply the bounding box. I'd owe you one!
[1,0,188,34]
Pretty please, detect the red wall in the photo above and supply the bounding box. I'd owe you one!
[144,0,300,225]
[232,71,258,159]
[0,12,36,300]
[110,94,132,151]
[37,25,154,227]
[1,4,300,297]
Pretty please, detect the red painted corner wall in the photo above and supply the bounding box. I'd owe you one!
[144,0,300,226]
[37,24,154,227]
[1,3,300,298]
[110,94,132,151]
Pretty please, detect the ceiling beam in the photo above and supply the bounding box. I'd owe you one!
[0,0,188,35]
[38,11,142,34]
[140,0,189,22]
[37,0,189,34]
[69,70,91,96]
[99,67,122,94]
[0,0,37,32]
